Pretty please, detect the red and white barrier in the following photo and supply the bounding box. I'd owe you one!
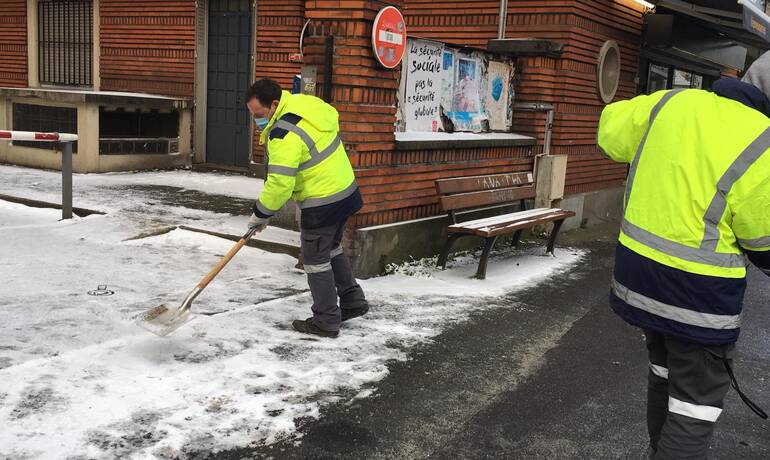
[0,130,78,142]
[0,129,77,219]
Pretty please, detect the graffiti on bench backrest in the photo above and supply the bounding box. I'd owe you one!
[477,173,529,191]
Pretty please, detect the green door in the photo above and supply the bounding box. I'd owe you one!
[206,0,253,167]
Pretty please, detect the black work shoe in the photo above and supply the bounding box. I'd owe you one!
[292,318,338,338]
[341,303,369,322]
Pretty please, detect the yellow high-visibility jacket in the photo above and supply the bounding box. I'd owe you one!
[598,88,770,344]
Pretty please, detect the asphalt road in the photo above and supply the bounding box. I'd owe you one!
[211,228,770,460]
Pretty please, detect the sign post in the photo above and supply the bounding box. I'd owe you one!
[372,6,407,69]
[0,130,78,220]
[61,141,73,219]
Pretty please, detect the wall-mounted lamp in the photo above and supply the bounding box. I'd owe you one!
[634,0,656,10]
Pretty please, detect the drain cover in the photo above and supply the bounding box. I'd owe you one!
[88,285,115,296]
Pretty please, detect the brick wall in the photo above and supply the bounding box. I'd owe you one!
[0,0,28,88]
[301,0,421,228]
[100,0,196,97]
[297,0,539,228]
[352,0,642,227]
[255,0,304,87]
[352,146,535,227]
[251,0,305,163]
[264,0,645,229]
[404,0,645,197]
[507,0,644,195]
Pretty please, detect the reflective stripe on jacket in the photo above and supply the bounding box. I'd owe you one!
[598,88,770,344]
[255,91,357,219]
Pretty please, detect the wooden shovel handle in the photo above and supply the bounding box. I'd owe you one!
[196,227,261,289]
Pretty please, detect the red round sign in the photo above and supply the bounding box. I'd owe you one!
[372,6,406,69]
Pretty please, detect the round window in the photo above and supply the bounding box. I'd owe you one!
[597,40,621,103]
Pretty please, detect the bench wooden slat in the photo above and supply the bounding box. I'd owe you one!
[448,209,576,237]
[439,185,535,212]
[448,208,566,232]
[436,172,534,195]
[435,169,575,279]
[452,207,556,230]
[481,210,575,236]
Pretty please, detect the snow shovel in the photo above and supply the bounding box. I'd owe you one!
[136,225,263,336]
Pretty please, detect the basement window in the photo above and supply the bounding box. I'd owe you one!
[99,108,180,155]
[12,103,78,152]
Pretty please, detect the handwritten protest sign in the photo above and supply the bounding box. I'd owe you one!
[403,40,444,132]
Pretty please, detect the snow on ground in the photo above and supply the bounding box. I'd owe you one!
[0,164,262,204]
[0,164,297,248]
[0,166,586,459]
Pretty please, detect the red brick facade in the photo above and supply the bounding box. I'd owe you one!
[297,0,645,228]
[509,0,644,195]
[301,1,404,227]
[404,0,645,198]
[0,0,27,88]
[252,0,305,163]
[100,0,196,97]
[0,0,649,230]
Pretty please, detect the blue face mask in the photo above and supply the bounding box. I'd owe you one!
[254,117,269,130]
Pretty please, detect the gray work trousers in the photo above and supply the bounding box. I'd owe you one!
[301,219,366,332]
[645,330,734,460]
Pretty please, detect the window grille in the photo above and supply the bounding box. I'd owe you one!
[38,0,93,87]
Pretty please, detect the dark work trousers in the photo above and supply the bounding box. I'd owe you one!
[644,330,735,460]
[300,219,367,332]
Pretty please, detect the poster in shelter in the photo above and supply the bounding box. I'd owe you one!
[484,61,512,131]
[403,39,444,132]
[448,57,485,131]
[454,58,480,112]
[441,50,455,113]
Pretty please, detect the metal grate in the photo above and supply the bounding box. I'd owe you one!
[38,0,93,87]
[12,103,78,152]
[99,138,179,155]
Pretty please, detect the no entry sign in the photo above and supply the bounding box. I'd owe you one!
[372,6,406,69]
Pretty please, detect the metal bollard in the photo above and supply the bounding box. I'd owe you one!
[62,141,73,219]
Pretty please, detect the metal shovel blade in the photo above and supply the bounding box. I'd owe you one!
[135,227,257,337]
[135,304,193,337]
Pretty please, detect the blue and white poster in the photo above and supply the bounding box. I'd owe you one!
[447,57,485,132]
[454,58,480,112]
[484,61,513,131]
[441,50,455,113]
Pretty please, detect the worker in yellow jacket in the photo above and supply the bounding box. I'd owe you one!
[245,78,368,338]
[598,53,770,459]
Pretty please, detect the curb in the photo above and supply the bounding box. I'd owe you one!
[0,193,106,217]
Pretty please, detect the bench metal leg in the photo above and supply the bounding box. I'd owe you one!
[475,236,499,280]
[546,219,565,255]
[437,233,464,269]
[510,229,523,248]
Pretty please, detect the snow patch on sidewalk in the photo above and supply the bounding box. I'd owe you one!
[0,164,263,203]
[0,178,586,458]
[377,248,584,297]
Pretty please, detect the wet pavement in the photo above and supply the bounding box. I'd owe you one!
[110,184,255,217]
[210,225,770,460]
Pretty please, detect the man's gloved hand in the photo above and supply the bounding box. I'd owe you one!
[248,214,269,231]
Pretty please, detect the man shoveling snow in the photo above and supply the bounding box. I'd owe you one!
[245,77,369,338]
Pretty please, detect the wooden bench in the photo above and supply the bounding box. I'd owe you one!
[435,171,576,279]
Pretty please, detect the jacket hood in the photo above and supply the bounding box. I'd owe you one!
[713,77,770,118]
[743,51,770,101]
